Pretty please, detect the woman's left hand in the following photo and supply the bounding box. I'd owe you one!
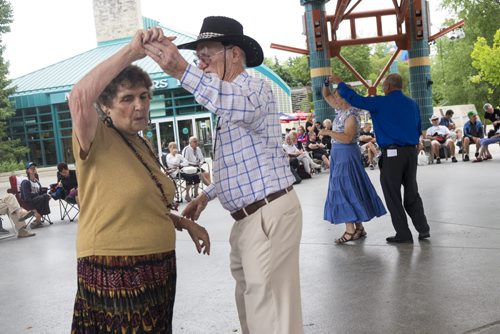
[183,219,211,255]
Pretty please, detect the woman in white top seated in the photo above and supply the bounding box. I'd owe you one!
[165,142,189,178]
[168,141,199,202]
[182,136,211,187]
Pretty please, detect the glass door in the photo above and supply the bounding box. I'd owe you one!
[195,117,213,158]
[158,121,175,154]
[176,119,193,152]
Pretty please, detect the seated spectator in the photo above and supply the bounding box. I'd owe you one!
[439,109,457,140]
[426,115,457,163]
[289,131,321,172]
[321,119,333,152]
[314,121,322,135]
[52,163,79,206]
[182,136,211,187]
[283,134,320,178]
[20,162,51,229]
[296,126,308,144]
[0,193,35,238]
[305,113,315,134]
[473,129,500,162]
[483,103,500,138]
[306,132,330,168]
[359,122,380,169]
[165,142,189,177]
[462,111,484,161]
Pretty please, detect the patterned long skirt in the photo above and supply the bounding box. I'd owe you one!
[71,251,176,334]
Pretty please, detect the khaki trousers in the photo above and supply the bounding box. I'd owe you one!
[229,190,304,334]
[0,194,23,230]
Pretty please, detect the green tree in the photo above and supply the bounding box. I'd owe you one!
[286,56,310,87]
[331,44,372,84]
[431,0,500,113]
[263,56,296,87]
[0,0,29,171]
[470,29,500,89]
[369,43,410,96]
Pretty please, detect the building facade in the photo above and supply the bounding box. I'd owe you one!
[6,2,291,167]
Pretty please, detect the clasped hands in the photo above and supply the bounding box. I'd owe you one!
[129,27,188,80]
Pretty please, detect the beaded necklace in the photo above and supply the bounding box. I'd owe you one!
[103,116,178,212]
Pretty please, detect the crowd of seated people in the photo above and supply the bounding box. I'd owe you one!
[474,103,500,163]
[417,105,500,164]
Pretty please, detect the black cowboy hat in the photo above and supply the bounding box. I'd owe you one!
[177,16,264,68]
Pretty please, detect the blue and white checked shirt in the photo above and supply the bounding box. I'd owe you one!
[181,64,295,212]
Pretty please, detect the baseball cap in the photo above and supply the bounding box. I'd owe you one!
[467,111,477,118]
[430,115,439,121]
[26,162,36,169]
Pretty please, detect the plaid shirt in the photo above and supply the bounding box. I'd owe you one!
[181,65,295,212]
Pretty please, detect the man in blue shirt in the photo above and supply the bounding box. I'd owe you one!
[330,73,429,243]
[439,109,456,131]
[462,111,484,161]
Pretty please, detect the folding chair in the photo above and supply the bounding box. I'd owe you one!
[59,198,79,222]
[49,184,79,222]
[7,175,52,225]
[165,167,187,204]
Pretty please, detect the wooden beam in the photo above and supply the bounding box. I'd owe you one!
[331,34,406,46]
[270,43,309,55]
[398,0,410,25]
[428,20,465,42]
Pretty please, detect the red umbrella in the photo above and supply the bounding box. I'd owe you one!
[292,111,311,120]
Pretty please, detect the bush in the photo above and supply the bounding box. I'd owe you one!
[0,160,25,173]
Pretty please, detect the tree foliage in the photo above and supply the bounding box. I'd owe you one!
[431,0,500,113]
[0,0,29,171]
[470,29,500,88]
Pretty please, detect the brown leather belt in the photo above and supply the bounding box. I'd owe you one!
[231,186,294,221]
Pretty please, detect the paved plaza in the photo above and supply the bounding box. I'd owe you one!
[1,149,500,334]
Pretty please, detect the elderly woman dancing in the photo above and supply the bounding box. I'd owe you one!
[69,29,210,333]
[321,78,386,244]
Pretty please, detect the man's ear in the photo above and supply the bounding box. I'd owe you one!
[231,46,243,64]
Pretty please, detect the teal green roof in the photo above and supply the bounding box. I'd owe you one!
[8,17,290,98]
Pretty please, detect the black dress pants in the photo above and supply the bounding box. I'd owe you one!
[379,146,429,239]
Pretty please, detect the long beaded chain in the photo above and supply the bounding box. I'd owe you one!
[103,116,178,212]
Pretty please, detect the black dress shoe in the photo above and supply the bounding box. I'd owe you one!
[418,232,431,240]
[386,235,413,243]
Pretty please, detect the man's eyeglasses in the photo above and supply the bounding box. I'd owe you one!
[193,46,233,66]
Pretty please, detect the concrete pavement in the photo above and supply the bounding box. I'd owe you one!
[1,149,500,333]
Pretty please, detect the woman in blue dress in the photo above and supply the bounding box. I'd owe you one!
[321,79,386,244]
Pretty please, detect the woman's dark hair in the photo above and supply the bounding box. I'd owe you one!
[57,162,68,172]
[97,65,153,108]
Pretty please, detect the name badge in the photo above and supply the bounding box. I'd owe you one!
[387,149,397,157]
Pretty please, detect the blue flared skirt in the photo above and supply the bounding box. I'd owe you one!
[324,143,386,224]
